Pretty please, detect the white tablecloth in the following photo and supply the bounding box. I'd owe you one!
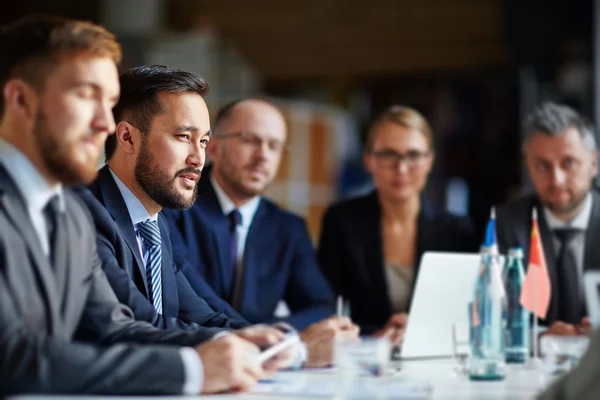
[10,359,552,399]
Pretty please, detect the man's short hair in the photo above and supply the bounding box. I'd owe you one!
[105,64,209,161]
[0,15,122,117]
[523,101,597,152]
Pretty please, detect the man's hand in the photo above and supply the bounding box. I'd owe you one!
[235,325,297,371]
[235,325,286,348]
[195,335,264,394]
[300,316,360,368]
[372,313,408,346]
[541,317,591,337]
[577,317,592,335]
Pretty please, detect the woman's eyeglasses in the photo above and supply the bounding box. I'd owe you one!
[370,149,431,169]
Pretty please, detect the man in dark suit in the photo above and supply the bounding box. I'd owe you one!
[1,16,266,395]
[497,102,599,335]
[87,65,302,362]
[165,98,357,366]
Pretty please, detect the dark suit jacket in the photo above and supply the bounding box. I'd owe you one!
[164,170,335,331]
[318,190,478,334]
[82,166,248,331]
[0,165,216,395]
[496,191,600,325]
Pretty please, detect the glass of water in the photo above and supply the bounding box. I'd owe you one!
[540,335,590,379]
[451,321,471,377]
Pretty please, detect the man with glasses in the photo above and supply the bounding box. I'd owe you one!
[497,101,599,336]
[164,98,357,366]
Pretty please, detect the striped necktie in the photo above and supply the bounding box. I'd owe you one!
[137,219,163,314]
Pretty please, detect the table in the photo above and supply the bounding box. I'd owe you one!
[10,359,551,399]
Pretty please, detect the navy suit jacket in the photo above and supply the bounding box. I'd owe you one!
[318,191,478,334]
[496,192,600,324]
[80,166,248,331]
[164,171,336,330]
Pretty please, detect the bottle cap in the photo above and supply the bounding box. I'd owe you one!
[480,244,499,255]
[508,247,523,258]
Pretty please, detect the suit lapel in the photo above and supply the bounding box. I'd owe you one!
[583,192,600,272]
[535,200,560,322]
[360,193,392,315]
[0,166,60,333]
[97,167,149,294]
[238,200,267,311]
[158,216,175,316]
[537,207,558,271]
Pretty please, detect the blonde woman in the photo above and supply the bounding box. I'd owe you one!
[318,106,477,344]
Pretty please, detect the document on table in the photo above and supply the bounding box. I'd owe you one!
[253,374,431,398]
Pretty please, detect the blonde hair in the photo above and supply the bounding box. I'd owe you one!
[365,105,433,151]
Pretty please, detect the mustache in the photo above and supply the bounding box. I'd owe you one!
[175,167,202,179]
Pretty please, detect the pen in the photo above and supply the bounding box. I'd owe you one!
[337,295,350,317]
[337,295,344,317]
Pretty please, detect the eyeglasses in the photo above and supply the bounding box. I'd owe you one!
[370,149,431,169]
[217,132,286,153]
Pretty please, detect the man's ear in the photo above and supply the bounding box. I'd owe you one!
[114,121,139,155]
[3,78,38,121]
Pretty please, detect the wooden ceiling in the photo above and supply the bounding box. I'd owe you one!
[167,0,508,81]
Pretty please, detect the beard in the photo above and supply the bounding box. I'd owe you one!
[542,188,589,215]
[217,149,271,199]
[134,139,200,210]
[34,110,101,186]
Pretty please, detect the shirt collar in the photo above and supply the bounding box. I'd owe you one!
[210,172,261,227]
[543,192,593,230]
[0,138,64,213]
[108,168,158,227]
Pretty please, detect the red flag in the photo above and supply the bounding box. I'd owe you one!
[519,209,552,319]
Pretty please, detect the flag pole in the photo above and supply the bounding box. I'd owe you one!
[531,208,540,367]
[533,254,539,360]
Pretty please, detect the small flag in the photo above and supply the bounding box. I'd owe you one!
[519,208,552,319]
[483,207,497,248]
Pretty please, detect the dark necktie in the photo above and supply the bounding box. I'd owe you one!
[553,228,582,324]
[137,220,163,314]
[42,195,64,268]
[228,209,242,304]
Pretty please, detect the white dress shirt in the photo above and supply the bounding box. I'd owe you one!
[107,167,204,395]
[543,192,592,301]
[0,138,64,257]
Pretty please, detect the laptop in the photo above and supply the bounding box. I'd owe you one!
[584,271,600,328]
[401,251,482,359]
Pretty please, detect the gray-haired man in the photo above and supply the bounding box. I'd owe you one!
[496,102,598,335]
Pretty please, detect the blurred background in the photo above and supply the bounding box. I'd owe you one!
[1,0,596,241]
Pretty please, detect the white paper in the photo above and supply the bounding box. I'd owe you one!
[253,373,431,398]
